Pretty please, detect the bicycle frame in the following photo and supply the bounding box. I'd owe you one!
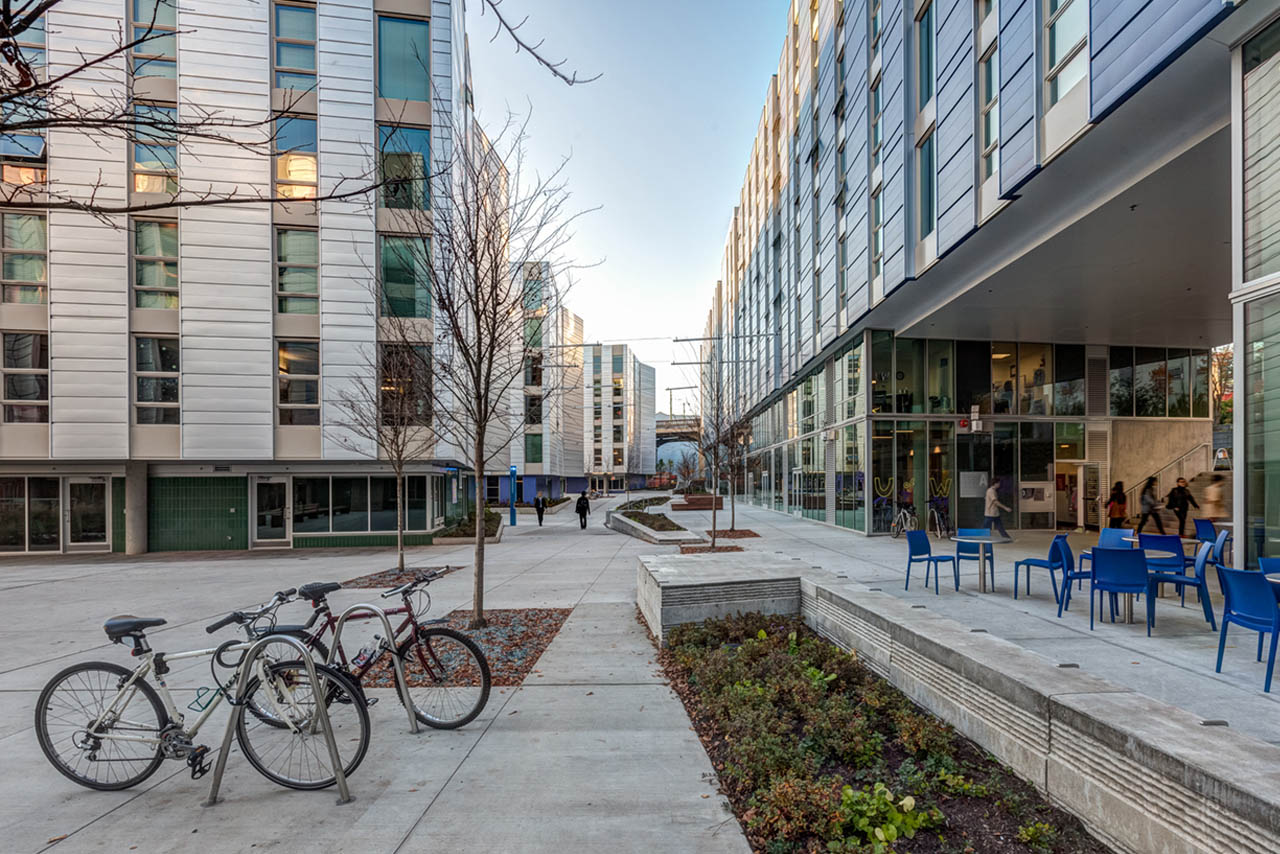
[301,596,445,684]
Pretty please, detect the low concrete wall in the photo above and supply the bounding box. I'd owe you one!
[638,555,1280,854]
[512,500,572,516]
[432,519,504,545]
[606,510,704,545]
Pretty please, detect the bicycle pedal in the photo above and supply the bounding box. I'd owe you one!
[365,696,379,707]
[187,745,211,780]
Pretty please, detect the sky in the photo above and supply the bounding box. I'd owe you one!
[466,0,788,416]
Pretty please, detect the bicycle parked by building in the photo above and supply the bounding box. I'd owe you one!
[891,502,919,538]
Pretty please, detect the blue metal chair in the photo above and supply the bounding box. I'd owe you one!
[1078,528,1132,585]
[1090,548,1154,635]
[1211,529,1232,567]
[1140,533,1188,604]
[1148,542,1216,630]
[955,527,994,592]
[1056,538,1087,617]
[1013,533,1066,602]
[905,530,957,595]
[1194,518,1217,544]
[1215,564,1280,692]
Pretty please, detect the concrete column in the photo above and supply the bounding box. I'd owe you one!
[124,461,147,555]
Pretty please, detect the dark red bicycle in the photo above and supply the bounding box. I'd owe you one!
[242,568,491,730]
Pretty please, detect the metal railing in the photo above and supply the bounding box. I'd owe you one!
[1122,442,1213,515]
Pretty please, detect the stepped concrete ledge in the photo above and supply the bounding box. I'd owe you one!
[606,508,705,545]
[638,554,1280,854]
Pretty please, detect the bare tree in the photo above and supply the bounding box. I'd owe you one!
[675,449,698,492]
[716,411,751,533]
[1211,344,1233,425]
[476,0,600,86]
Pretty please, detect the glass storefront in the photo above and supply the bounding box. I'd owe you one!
[1246,293,1280,568]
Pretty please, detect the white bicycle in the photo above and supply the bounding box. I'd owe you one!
[34,590,369,791]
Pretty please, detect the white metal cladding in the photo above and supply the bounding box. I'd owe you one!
[319,0,377,459]
[47,1,130,459]
[178,0,274,458]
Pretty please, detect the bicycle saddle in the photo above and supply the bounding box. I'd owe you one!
[299,581,342,602]
[103,616,166,641]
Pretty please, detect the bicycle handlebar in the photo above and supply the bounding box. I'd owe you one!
[379,566,457,599]
[207,589,298,634]
[206,612,243,634]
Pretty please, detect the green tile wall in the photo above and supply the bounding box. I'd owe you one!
[293,533,434,549]
[149,477,248,551]
[111,477,125,553]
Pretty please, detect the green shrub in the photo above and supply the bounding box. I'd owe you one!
[832,782,941,852]
[890,708,955,760]
[801,695,884,769]
[723,731,817,785]
[745,773,844,844]
[1017,821,1060,851]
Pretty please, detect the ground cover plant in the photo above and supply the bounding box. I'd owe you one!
[658,613,1108,854]
[623,510,688,532]
[436,508,502,538]
[618,496,671,512]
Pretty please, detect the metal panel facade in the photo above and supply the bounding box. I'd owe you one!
[936,0,977,252]
[999,0,1039,196]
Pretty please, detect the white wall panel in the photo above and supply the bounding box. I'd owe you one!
[47,1,130,458]
[179,0,274,458]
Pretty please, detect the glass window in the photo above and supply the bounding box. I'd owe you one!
[379,124,430,210]
[1244,20,1280,281]
[525,432,543,464]
[2,332,47,422]
[275,228,318,314]
[1246,292,1280,567]
[523,266,543,310]
[378,16,430,102]
[28,476,57,550]
[1,212,46,304]
[0,477,24,551]
[1109,346,1133,416]
[870,0,882,48]
[1053,344,1085,415]
[1046,0,1087,106]
[978,0,996,24]
[1020,421,1054,482]
[1018,343,1051,415]
[277,340,320,425]
[131,0,177,79]
[918,132,936,239]
[524,317,543,349]
[991,342,1016,414]
[1167,348,1191,417]
[1134,347,1167,417]
[332,476,368,531]
[292,477,330,533]
[13,15,44,74]
[379,343,430,426]
[133,219,178,309]
[896,421,928,525]
[526,353,544,387]
[836,422,865,531]
[980,45,999,179]
[273,2,316,91]
[132,104,177,193]
[871,421,895,533]
[955,339,990,414]
[895,337,925,414]
[1056,421,1084,459]
[928,420,955,526]
[134,337,179,424]
[612,351,624,374]
[836,340,863,420]
[870,329,893,412]
[524,394,542,425]
[917,3,934,107]
[275,116,317,199]
[870,76,884,166]
[407,476,427,530]
[370,477,398,531]
[380,235,430,318]
[870,188,884,276]
[927,339,953,413]
[1193,349,1210,419]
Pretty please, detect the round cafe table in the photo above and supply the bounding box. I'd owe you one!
[949,534,1012,593]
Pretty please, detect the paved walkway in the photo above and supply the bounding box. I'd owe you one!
[0,493,749,854]
[676,502,1280,746]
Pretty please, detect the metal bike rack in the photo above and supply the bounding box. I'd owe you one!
[204,634,352,807]
[327,603,421,734]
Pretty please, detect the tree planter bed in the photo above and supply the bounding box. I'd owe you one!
[706,529,760,539]
[671,494,723,511]
[605,508,705,545]
[680,544,744,554]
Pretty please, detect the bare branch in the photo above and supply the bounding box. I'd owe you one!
[478,0,600,86]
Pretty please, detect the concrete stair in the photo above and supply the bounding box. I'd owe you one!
[1130,470,1232,534]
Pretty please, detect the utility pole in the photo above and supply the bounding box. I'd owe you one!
[666,385,695,418]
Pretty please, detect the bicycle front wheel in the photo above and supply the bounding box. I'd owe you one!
[35,661,166,791]
[395,627,491,729]
[235,660,369,790]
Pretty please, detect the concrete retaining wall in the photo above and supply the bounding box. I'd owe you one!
[432,519,504,545]
[606,510,704,545]
[639,555,1280,854]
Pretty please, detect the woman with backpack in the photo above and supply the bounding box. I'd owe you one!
[1136,476,1166,534]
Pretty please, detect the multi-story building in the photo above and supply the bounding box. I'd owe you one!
[0,0,478,554]
[702,0,1271,542]
[582,344,655,492]
[482,261,585,504]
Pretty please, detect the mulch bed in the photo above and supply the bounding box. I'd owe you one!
[623,510,687,532]
[342,567,443,588]
[362,607,571,688]
[680,544,744,554]
[705,529,760,539]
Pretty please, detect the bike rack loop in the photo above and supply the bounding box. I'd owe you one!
[203,633,352,807]
[326,603,421,735]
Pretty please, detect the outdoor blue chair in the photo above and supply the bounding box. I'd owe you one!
[1194,518,1217,544]
[1090,548,1154,635]
[1055,538,1086,617]
[1215,564,1280,693]
[955,527,994,591]
[905,530,956,594]
[1212,529,1232,567]
[1013,533,1066,602]
[1078,528,1132,587]
[1140,533,1188,602]
[1148,542,1216,630]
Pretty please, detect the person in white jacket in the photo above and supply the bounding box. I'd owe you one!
[984,480,1011,538]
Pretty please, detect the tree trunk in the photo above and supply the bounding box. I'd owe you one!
[710,458,718,549]
[730,471,736,531]
[471,434,488,629]
[396,470,405,573]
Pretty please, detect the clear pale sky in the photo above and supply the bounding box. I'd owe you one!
[466,0,788,417]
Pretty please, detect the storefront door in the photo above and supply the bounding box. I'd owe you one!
[65,477,108,552]
[252,477,290,546]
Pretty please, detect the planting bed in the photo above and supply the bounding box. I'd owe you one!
[622,510,687,532]
[680,544,744,554]
[658,613,1108,854]
[706,529,760,539]
[618,496,671,512]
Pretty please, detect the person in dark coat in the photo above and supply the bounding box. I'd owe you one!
[1164,477,1199,538]
[575,491,590,530]
[1137,477,1166,534]
[533,492,547,527]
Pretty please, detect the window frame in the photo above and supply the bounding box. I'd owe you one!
[1044,0,1087,107]
[130,0,177,81]
[870,189,884,278]
[869,75,884,166]
[869,0,883,51]
[1,211,47,305]
[379,233,430,318]
[273,114,318,200]
[275,227,318,314]
[272,1,317,93]
[277,339,321,425]
[376,15,430,103]
[377,123,431,210]
[133,336,180,425]
[1,331,48,423]
[916,2,935,109]
[132,102,178,194]
[917,131,937,240]
[980,43,1000,179]
[132,217,179,310]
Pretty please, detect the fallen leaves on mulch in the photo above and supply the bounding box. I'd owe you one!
[704,529,760,539]
[680,545,745,554]
[361,607,571,688]
[342,567,451,588]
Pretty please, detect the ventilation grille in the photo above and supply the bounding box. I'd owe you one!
[1087,358,1109,416]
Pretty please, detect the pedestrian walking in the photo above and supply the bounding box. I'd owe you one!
[983,479,1011,539]
[1136,476,1166,534]
[1106,481,1127,529]
[533,492,547,527]
[1202,473,1226,522]
[1164,477,1199,537]
[575,490,591,530]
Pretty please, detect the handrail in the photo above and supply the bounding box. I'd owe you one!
[1123,442,1213,514]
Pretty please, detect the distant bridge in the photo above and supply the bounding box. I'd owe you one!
[656,416,700,447]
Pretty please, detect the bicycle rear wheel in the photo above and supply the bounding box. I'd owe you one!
[35,661,166,791]
[235,660,369,790]
[395,627,491,729]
